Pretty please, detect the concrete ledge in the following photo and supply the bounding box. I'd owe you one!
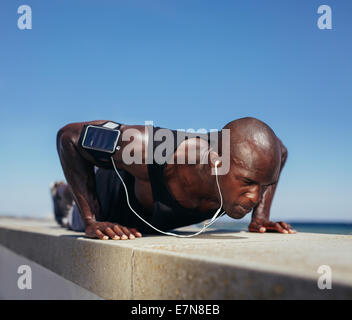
[0,217,351,299]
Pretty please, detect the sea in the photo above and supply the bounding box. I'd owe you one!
[1,214,352,235]
[196,220,352,235]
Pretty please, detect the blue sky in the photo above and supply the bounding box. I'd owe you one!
[0,0,351,222]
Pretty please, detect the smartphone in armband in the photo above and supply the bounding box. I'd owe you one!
[81,125,121,154]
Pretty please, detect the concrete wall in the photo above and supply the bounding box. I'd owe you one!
[0,218,351,300]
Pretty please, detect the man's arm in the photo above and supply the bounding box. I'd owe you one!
[56,121,142,240]
[248,139,296,234]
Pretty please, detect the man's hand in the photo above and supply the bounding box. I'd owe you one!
[85,221,142,240]
[248,218,296,234]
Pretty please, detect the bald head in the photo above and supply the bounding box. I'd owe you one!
[223,117,281,179]
[214,117,284,219]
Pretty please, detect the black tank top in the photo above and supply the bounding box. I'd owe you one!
[146,126,220,232]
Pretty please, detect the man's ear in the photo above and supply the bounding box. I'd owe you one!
[209,151,222,168]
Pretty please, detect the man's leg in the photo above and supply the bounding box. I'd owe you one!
[50,181,85,231]
[50,181,74,227]
[67,204,85,231]
[50,167,149,235]
[50,167,122,231]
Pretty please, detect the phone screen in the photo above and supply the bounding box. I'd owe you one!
[82,126,120,153]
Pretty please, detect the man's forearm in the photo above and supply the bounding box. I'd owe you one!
[252,183,278,221]
[252,139,287,222]
[56,123,101,226]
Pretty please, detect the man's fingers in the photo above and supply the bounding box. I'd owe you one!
[105,227,120,240]
[95,229,108,240]
[129,228,142,238]
[280,222,296,233]
[249,221,296,234]
[266,222,288,233]
[85,223,143,240]
[280,221,290,230]
[248,223,266,233]
[121,226,135,239]
[85,223,142,240]
[112,225,128,240]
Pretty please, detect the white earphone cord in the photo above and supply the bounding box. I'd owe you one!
[111,157,225,238]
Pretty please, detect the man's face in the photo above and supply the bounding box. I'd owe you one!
[219,142,281,219]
